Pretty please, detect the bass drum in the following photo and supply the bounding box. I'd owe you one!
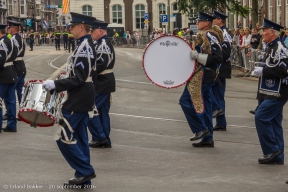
[142,35,196,88]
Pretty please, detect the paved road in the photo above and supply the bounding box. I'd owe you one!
[0,46,287,192]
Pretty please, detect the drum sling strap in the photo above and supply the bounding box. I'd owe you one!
[54,39,94,145]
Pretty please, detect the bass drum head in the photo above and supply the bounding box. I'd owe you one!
[18,109,55,127]
[143,35,196,88]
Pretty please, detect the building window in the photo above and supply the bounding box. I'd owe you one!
[112,5,122,24]
[286,0,288,26]
[135,4,145,29]
[277,0,281,24]
[8,0,13,16]
[268,0,273,20]
[172,3,177,11]
[82,5,92,16]
[36,4,40,17]
[159,3,166,28]
[242,0,246,27]
[20,0,25,15]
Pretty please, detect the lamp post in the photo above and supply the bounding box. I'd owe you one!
[258,0,264,24]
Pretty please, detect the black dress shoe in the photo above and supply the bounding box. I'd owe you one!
[16,117,22,121]
[92,143,112,148]
[212,109,224,118]
[258,150,281,164]
[249,110,255,115]
[192,140,214,147]
[213,125,226,131]
[2,128,17,132]
[89,138,108,148]
[190,128,210,141]
[2,115,8,121]
[68,173,96,185]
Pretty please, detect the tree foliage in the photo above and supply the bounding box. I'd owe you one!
[177,0,251,17]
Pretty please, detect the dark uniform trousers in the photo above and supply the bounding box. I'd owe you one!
[55,40,60,50]
[211,78,227,126]
[56,109,95,185]
[63,39,68,49]
[29,40,34,50]
[255,99,286,162]
[0,83,17,130]
[179,83,213,141]
[88,93,111,144]
[68,40,75,53]
[15,75,25,103]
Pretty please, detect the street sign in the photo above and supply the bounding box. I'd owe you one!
[144,12,148,20]
[144,19,149,24]
[170,14,176,22]
[46,5,58,8]
[161,14,168,23]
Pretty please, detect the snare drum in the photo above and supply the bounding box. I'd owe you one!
[142,35,196,88]
[18,80,56,127]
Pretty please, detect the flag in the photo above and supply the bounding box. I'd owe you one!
[43,19,48,28]
[62,0,69,14]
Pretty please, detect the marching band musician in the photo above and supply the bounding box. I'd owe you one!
[7,20,26,110]
[211,11,232,131]
[180,11,223,147]
[42,12,97,188]
[88,19,116,148]
[251,18,288,164]
[0,24,18,132]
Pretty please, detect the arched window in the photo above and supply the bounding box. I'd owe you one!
[112,5,122,24]
[172,3,177,11]
[159,3,166,28]
[82,5,92,16]
[135,4,145,29]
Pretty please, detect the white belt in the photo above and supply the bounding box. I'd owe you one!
[86,77,92,82]
[14,57,23,61]
[4,62,13,67]
[99,69,113,75]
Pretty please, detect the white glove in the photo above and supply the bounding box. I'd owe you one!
[190,50,199,59]
[43,80,55,91]
[252,67,263,76]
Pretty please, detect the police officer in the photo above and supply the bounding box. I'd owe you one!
[251,18,288,164]
[211,10,232,131]
[42,12,97,188]
[29,30,34,51]
[180,11,223,147]
[88,19,116,148]
[54,30,61,50]
[2,20,27,121]
[63,30,68,50]
[0,24,18,132]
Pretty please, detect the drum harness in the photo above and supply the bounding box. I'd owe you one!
[0,38,13,109]
[1,38,14,67]
[12,35,24,60]
[54,38,97,144]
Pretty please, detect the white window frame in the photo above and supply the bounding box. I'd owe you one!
[268,0,273,20]
[159,3,166,28]
[277,0,281,24]
[135,4,145,29]
[36,4,41,17]
[8,0,13,16]
[112,5,122,24]
[286,0,288,26]
[172,3,177,12]
[20,0,25,15]
[82,5,92,16]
